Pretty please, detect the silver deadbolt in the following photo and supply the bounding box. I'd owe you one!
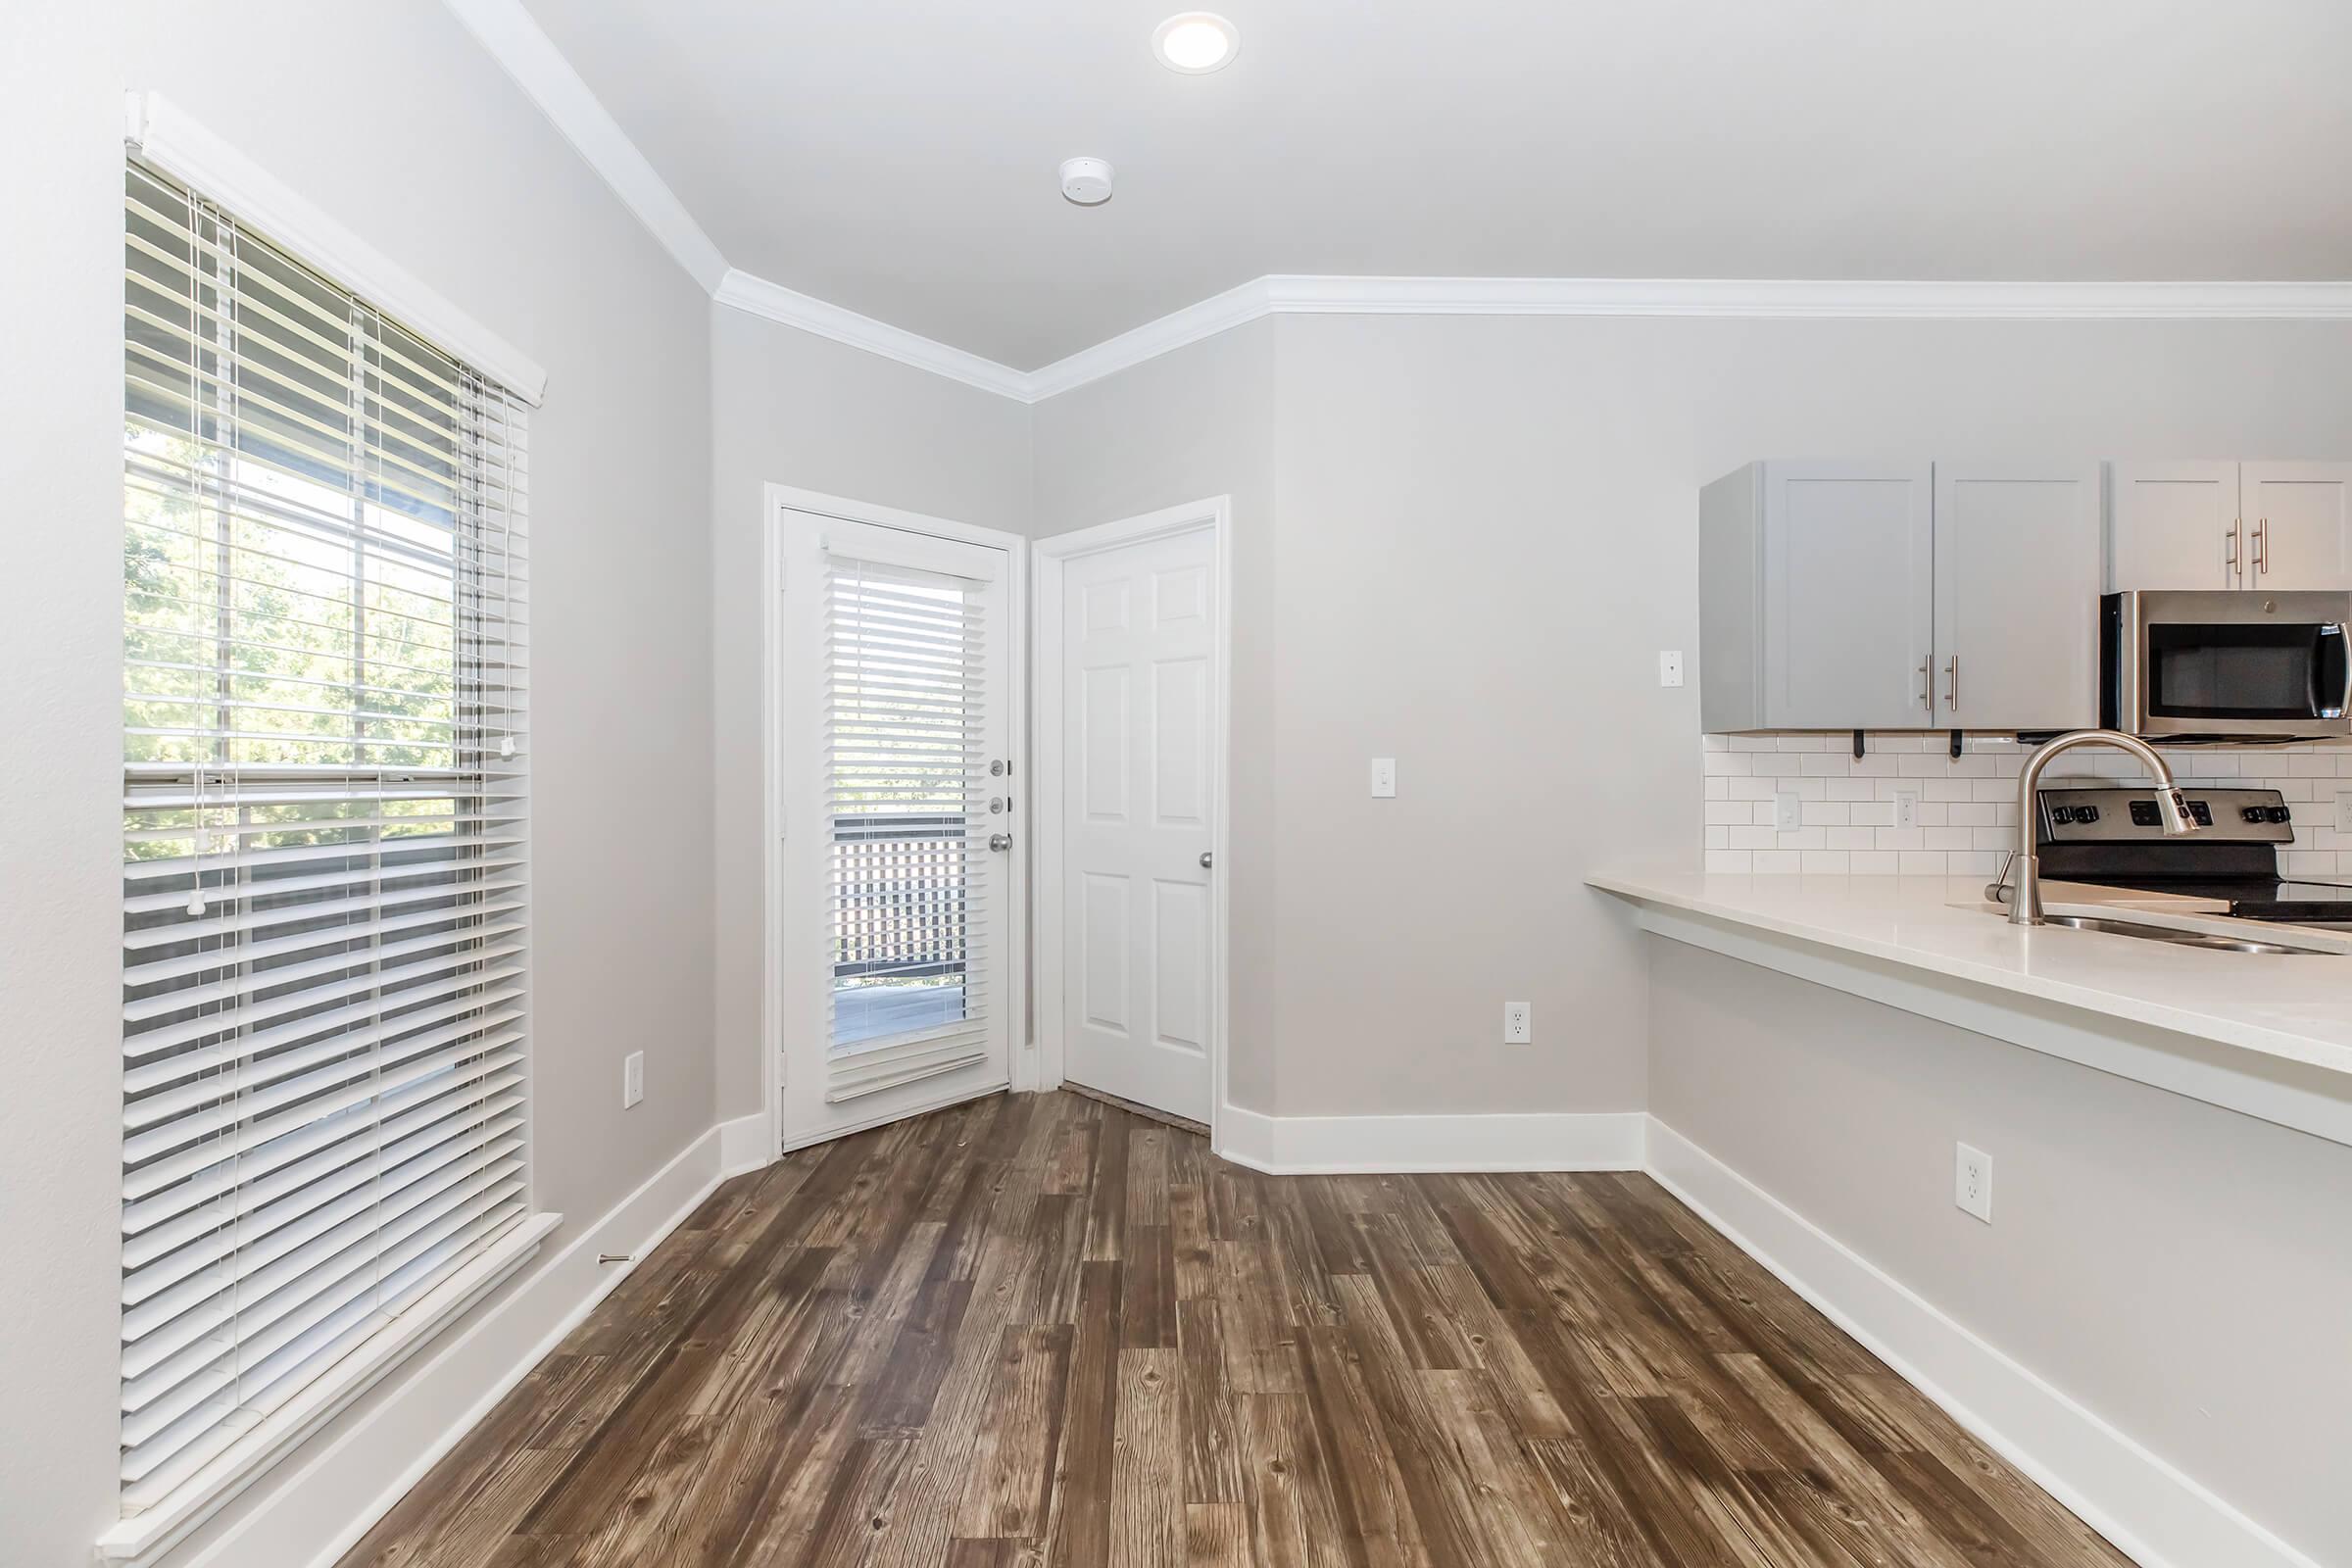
[1199,851,1213,869]
[989,759,1006,776]
[989,832,1013,853]
[990,797,1005,813]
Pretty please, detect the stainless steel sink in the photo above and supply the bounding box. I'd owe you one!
[2040,913,2335,956]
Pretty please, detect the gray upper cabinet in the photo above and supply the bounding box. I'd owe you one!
[1933,465,2101,732]
[1701,460,2098,732]
[2243,462,2352,591]
[2108,460,2352,591]
[1702,462,1935,730]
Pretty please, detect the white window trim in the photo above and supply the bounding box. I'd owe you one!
[93,1213,559,1568]
[107,111,552,1563]
[122,91,549,407]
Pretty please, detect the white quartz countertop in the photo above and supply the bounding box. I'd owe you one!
[1588,870,2352,1080]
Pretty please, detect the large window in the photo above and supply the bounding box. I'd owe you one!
[117,159,530,1514]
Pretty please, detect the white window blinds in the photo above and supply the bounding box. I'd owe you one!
[119,158,530,1513]
[824,555,994,1101]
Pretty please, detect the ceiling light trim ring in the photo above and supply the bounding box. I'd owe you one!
[1152,12,1239,74]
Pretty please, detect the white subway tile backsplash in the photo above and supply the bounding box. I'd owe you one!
[1695,733,2352,875]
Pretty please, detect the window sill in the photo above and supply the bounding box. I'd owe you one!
[94,1211,562,1568]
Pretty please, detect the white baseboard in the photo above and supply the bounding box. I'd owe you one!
[717,1109,775,1175]
[1645,1117,2319,1568]
[159,1121,764,1568]
[1214,1104,1647,1174]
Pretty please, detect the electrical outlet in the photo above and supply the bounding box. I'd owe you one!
[1658,650,1685,688]
[623,1051,645,1109]
[1894,788,1920,830]
[2334,794,2352,835]
[1954,1142,1992,1223]
[1502,1001,1532,1044]
[1370,758,1396,798]
[1774,791,1802,832]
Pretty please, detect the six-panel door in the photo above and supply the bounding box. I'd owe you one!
[1761,463,1936,728]
[1059,527,1216,1123]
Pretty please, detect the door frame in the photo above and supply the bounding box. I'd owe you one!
[760,483,1029,1157]
[1030,497,1233,1143]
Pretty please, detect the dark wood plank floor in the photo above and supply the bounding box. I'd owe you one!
[341,1090,2133,1568]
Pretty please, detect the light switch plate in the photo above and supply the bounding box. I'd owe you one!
[623,1051,645,1109]
[1775,792,1802,832]
[1658,650,1685,688]
[1370,758,1396,798]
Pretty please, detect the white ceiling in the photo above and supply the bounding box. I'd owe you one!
[518,0,2352,370]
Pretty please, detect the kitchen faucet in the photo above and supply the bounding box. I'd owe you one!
[1994,730,2198,925]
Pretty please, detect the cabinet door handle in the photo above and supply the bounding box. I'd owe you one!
[1918,658,1933,715]
[1944,656,1960,713]
[2256,517,2269,574]
[2227,520,2240,576]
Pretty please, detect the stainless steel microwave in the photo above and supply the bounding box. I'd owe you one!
[2101,590,2352,740]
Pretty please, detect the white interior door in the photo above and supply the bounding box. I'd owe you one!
[773,506,1016,1149]
[1057,526,1216,1122]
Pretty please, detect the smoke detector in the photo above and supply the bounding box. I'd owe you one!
[1059,157,1114,206]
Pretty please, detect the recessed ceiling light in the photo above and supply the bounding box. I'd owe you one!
[1152,12,1238,74]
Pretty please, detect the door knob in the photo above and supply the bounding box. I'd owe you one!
[988,833,1013,853]
[1199,851,1213,869]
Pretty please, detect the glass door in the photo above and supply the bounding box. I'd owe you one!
[773,509,1014,1149]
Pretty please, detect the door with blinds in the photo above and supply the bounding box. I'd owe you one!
[773,508,1017,1149]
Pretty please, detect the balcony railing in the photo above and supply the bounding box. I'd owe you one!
[832,812,971,1047]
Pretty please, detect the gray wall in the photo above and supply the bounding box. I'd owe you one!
[4,2,719,1559]
[1031,322,1282,1110]
[1649,939,2352,1565]
[709,309,1033,1119]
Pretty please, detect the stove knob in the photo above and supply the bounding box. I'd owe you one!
[2243,807,2269,824]
[2048,806,2075,825]
[2268,806,2295,824]
[2077,805,2099,824]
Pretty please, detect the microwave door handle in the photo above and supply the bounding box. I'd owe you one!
[2327,625,2352,719]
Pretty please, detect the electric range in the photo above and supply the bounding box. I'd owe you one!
[2032,785,2352,928]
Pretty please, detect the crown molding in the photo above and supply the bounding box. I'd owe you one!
[440,0,729,293]
[1013,274,2352,400]
[1258,274,2352,320]
[1019,276,1275,401]
[711,270,1036,401]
